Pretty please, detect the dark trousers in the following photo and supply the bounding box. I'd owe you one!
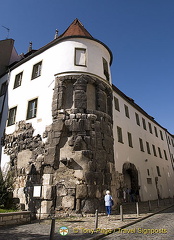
[106,206,111,215]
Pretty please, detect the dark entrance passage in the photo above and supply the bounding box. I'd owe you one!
[122,162,139,202]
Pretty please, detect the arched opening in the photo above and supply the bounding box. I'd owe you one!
[122,162,139,202]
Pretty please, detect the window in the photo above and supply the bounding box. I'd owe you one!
[168,137,171,145]
[152,144,157,157]
[127,132,133,148]
[154,126,158,137]
[124,104,130,118]
[75,48,86,66]
[147,178,152,184]
[158,147,162,158]
[14,72,23,88]
[0,81,7,96]
[31,61,42,79]
[160,130,164,140]
[148,122,153,134]
[142,118,146,130]
[146,141,151,154]
[117,126,123,143]
[103,58,109,81]
[26,98,38,119]
[114,97,120,111]
[7,106,17,126]
[135,112,140,126]
[156,166,161,177]
[139,138,144,152]
[147,169,150,176]
[172,139,174,147]
[164,150,168,160]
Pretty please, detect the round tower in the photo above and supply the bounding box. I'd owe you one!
[44,19,116,213]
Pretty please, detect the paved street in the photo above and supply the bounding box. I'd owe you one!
[0,201,173,240]
[102,206,174,240]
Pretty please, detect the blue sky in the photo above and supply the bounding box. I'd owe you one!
[1,0,174,134]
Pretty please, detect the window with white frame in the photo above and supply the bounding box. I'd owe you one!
[75,48,86,66]
[26,98,38,119]
[7,106,17,126]
[14,72,23,88]
[31,61,42,79]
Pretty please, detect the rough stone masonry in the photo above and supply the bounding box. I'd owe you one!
[2,74,125,217]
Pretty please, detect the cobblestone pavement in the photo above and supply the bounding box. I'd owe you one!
[102,205,174,240]
[0,200,173,240]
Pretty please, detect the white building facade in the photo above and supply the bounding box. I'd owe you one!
[0,19,174,215]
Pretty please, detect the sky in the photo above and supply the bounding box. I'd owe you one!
[0,0,174,134]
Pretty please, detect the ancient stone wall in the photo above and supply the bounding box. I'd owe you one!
[2,74,125,217]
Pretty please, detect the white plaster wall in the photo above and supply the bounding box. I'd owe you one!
[113,91,174,201]
[0,36,112,169]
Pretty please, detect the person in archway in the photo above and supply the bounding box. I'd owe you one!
[130,188,135,202]
[104,190,113,217]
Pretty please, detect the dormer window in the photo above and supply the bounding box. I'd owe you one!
[75,48,86,66]
[103,58,109,81]
[31,61,42,79]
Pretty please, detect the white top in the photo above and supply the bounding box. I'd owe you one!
[104,194,113,206]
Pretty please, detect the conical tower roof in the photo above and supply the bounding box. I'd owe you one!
[59,18,93,38]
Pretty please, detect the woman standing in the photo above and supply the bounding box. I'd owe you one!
[104,190,113,216]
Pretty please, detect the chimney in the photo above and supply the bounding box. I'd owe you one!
[54,29,58,39]
[28,41,32,52]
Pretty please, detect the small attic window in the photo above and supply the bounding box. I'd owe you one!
[103,58,109,81]
[75,48,86,66]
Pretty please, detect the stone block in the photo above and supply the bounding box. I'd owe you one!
[41,200,53,214]
[68,188,75,196]
[42,186,52,200]
[3,216,13,221]
[42,174,53,185]
[82,198,99,213]
[76,184,88,199]
[84,172,94,185]
[57,184,67,196]
[62,196,75,209]
[17,150,32,169]
[87,185,96,198]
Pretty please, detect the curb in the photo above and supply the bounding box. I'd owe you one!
[88,204,174,240]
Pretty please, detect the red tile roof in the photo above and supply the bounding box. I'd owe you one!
[59,18,93,38]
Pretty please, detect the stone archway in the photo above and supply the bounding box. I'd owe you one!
[122,162,139,194]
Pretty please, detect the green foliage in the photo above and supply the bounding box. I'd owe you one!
[0,208,18,213]
[0,169,14,209]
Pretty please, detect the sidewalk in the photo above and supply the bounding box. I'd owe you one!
[0,199,173,240]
